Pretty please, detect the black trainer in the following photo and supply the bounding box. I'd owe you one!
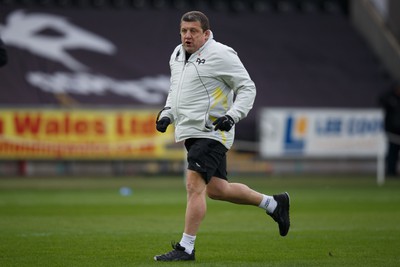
[267,192,290,236]
[154,242,195,261]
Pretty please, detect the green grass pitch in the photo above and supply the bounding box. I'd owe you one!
[0,175,399,266]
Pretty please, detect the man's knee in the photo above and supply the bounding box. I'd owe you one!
[186,170,206,195]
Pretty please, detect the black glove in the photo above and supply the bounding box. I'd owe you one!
[156,117,171,133]
[213,115,235,131]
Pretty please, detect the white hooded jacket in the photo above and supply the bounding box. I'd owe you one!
[160,32,256,149]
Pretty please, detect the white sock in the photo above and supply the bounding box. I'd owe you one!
[258,194,277,213]
[179,233,196,254]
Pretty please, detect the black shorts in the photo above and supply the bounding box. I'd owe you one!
[184,138,229,184]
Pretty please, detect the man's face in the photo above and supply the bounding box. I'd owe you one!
[180,21,209,54]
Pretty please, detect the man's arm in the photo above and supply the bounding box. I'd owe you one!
[218,47,256,124]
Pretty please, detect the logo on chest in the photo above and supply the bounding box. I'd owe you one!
[196,58,206,65]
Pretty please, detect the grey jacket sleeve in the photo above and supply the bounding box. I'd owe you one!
[158,46,180,123]
[217,47,256,123]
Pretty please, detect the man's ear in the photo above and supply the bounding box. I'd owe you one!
[204,30,211,39]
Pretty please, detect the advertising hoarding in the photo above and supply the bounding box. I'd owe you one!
[0,108,182,160]
[260,108,385,158]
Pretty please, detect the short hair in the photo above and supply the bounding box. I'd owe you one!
[181,11,210,32]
